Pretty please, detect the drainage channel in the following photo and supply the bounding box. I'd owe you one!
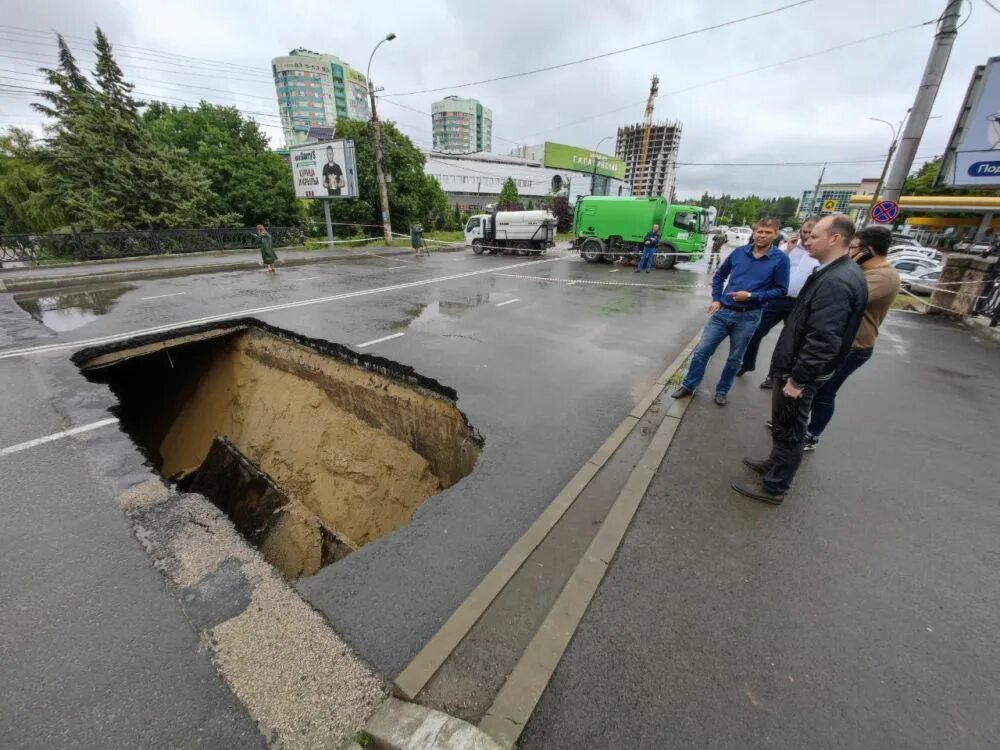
[403,387,671,723]
[73,318,483,580]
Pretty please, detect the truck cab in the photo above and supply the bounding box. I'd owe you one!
[464,214,491,246]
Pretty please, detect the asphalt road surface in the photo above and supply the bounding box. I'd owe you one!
[0,247,713,743]
[521,312,1000,749]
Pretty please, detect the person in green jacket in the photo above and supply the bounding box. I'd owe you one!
[257,224,277,272]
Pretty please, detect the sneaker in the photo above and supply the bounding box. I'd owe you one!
[714,392,728,406]
[760,376,775,390]
[804,434,819,452]
[730,481,784,505]
[671,385,693,399]
[736,367,751,377]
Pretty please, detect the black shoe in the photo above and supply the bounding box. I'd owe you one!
[803,434,819,452]
[671,385,693,399]
[714,392,727,406]
[742,457,769,475]
[731,481,784,505]
[736,367,750,377]
[760,376,775,390]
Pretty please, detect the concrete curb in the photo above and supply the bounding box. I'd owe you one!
[360,698,503,750]
[962,314,1000,344]
[1,248,423,293]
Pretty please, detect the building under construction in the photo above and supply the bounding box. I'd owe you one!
[616,120,683,200]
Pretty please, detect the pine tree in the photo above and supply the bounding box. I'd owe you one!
[497,177,522,210]
[32,35,91,123]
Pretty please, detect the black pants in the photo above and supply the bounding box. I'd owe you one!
[762,376,816,495]
[741,297,795,372]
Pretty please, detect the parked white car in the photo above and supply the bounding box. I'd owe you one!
[725,226,752,245]
[890,255,941,275]
[899,267,941,296]
[888,245,943,263]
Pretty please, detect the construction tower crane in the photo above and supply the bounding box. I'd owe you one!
[634,74,659,196]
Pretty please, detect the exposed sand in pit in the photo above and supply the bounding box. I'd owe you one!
[156,329,480,578]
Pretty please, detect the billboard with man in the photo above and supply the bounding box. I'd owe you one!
[938,57,1000,188]
[289,139,359,199]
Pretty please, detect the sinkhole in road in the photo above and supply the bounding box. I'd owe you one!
[73,319,482,579]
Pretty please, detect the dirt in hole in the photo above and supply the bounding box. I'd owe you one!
[75,320,482,579]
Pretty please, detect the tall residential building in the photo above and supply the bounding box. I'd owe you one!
[271,48,371,147]
[615,120,682,199]
[431,96,493,154]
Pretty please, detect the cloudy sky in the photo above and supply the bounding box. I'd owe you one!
[1,0,994,198]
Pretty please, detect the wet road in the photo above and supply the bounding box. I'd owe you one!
[0,247,715,742]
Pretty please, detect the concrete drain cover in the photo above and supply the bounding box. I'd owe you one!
[74,319,482,579]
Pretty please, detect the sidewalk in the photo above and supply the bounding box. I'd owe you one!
[521,312,1000,749]
[0,244,423,292]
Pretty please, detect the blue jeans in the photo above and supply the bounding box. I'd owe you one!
[637,245,655,271]
[683,307,763,395]
[807,347,873,438]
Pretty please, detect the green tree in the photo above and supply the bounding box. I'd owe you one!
[33,30,226,230]
[0,128,65,233]
[313,118,444,234]
[143,102,301,226]
[497,177,523,210]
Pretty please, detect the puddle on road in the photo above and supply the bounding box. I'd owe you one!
[393,293,492,330]
[14,285,131,332]
[74,320,482,580]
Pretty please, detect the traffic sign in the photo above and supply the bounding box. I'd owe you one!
[822,199,838,212]
[870,199,900,224]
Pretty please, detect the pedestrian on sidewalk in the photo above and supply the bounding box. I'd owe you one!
[733,214,868,505]
[671,217,790,406]
[708,230,725,270]
[738,218,821,388]
[636,223,660,273]
[803,226,901,450]
[257,224,277,273]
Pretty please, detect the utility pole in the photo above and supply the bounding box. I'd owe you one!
[367,33,396,246]
[881,0,962,204]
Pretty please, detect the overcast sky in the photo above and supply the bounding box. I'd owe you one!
[1,0,994,198]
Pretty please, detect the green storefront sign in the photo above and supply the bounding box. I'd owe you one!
[543,141,625,180]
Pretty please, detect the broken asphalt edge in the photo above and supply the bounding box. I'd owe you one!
[359,698,504,750]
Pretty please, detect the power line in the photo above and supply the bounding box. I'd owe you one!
[0,25,269,76]
[675,156,935,167]
[382,0,816,97]
[508,20,934,143]
[981,0,1000,14]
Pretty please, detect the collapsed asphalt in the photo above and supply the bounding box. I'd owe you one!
[0,247,711,743]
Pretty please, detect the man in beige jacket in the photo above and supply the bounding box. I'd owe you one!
[803,225,901,450]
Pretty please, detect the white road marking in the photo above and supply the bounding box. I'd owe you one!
[293,276,319,281]
[567,280,581,286]
[495,298,520,307]
[140,292,187,301]
[356,332,405,349]
[0,418,118,457]
[0,256,564,360]
[387,265,409,269]
[609,268,620,273]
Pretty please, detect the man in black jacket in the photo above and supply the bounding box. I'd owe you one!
[732,214,868,504]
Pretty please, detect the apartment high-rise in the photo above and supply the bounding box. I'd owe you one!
[271,48,371,147]
[431,96,493,154]
[615,120,683,199]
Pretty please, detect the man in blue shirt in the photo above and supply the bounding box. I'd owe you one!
[636,223,660,273]
[671,217,790,405]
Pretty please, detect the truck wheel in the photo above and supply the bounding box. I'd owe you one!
[472,240,484,255]
[580,238,605,263]
[516,241,531,257]
[654,244,678,270]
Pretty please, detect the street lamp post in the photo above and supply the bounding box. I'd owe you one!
[367,33,396,246]
[591,136,613,196]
